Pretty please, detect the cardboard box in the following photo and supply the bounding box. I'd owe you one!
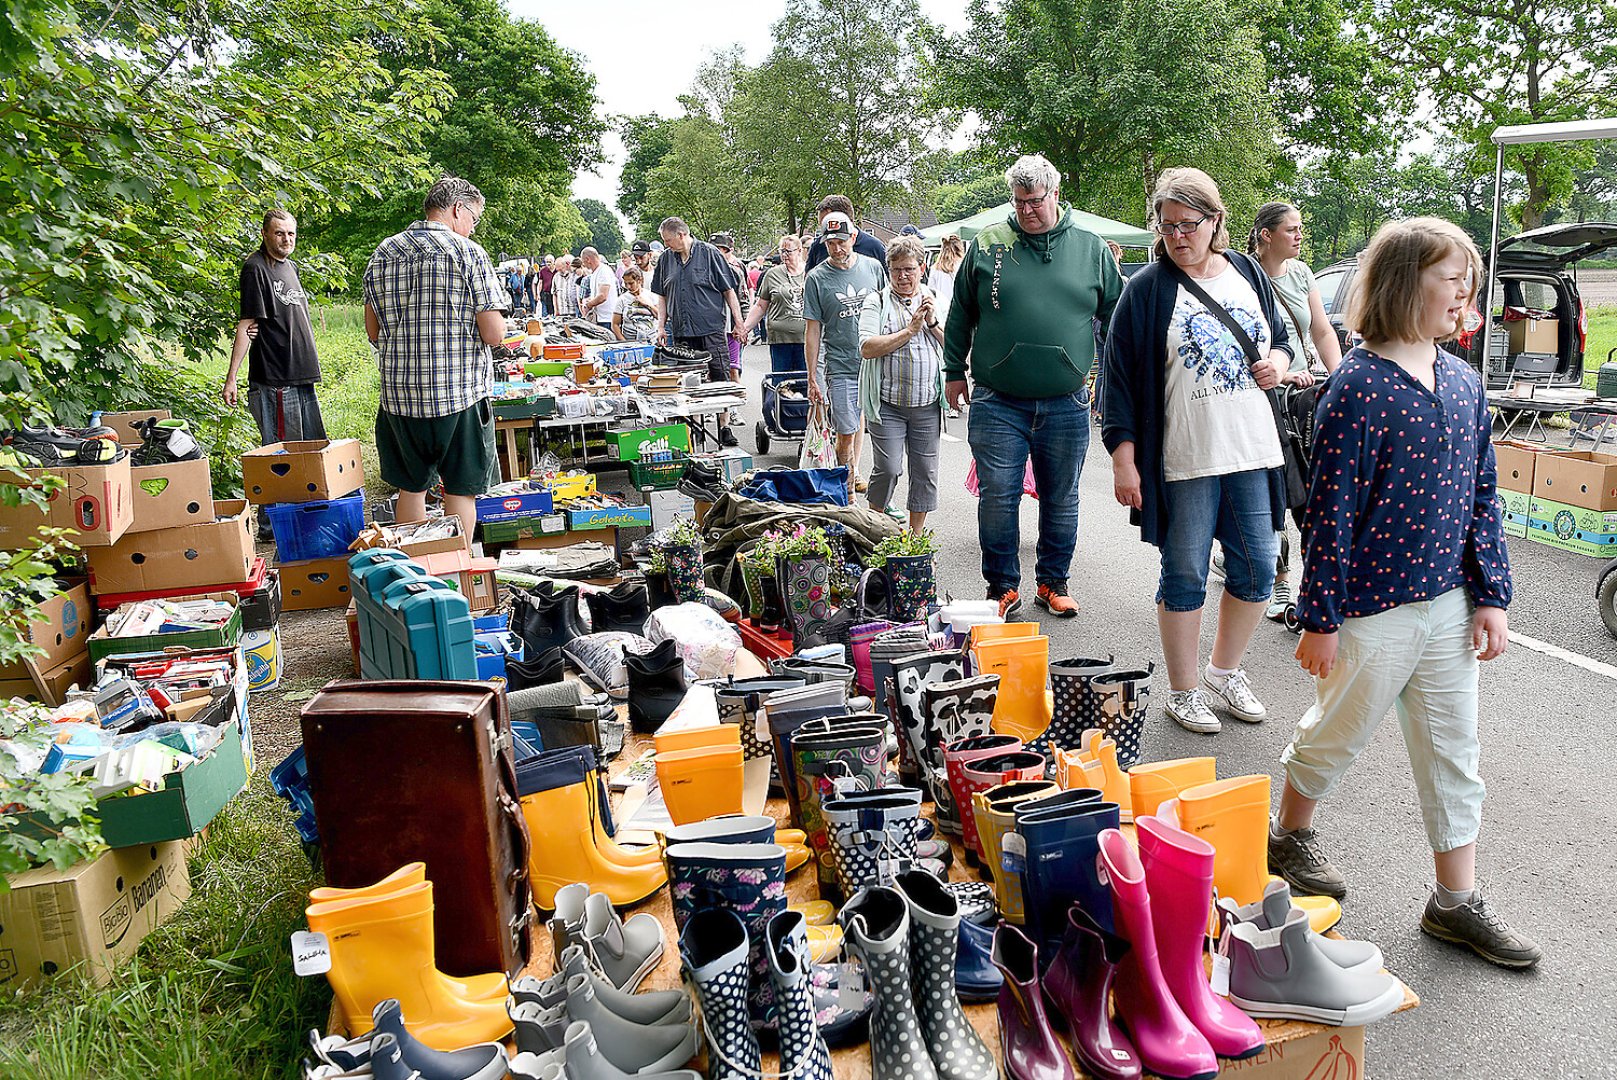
[1533,450,1617,510]
[85,500,255,595]
[241,627,281,692]
[416,551,499,612]
[128,456,214,533]
[344,600,361,675]
[1491,439,1556,493]
[1222,980,1417,1079]
[241,439,364,504]
[349,515,471,559]
[647,489,695,530]
[1507,316,1558,354]
[1527,495,1617,558]
[480,513,568,544]
[690,448,754,483]
[1497,488,1530,538]
[608,424,691,461]
[475,486,555,523]
[0,579,93,677]
[0,841,190,991]
[279,555,353,611]
[0,651,94,706]
[568,506,653,530]
[87,592,242,662]
[96,409,170,439]
[513,527,618,555]
[0,456,133,548]
[94,720,249,847]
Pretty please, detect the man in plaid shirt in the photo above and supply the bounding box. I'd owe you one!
[364,176,508,527]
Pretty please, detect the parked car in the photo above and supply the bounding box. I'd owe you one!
[1314,221,1617,390]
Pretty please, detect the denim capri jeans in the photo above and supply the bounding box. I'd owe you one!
[1157,468,1279,611]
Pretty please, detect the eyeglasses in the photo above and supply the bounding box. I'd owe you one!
[890,264,922,274]
[1154,215,1213,237]
[456,202,483,229]
[1012,193,1051,210]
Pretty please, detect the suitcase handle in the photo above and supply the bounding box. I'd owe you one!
[497,743,535,966]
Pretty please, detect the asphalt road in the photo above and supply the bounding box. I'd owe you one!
[734,344,1617,1080]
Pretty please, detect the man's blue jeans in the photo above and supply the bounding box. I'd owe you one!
[966,385,1090,590]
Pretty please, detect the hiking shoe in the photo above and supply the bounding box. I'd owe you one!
[1202,666,1266,722]
[1034,582,1079,618]
[987,584,1022,619]
[1267,822,1348,899]
[1266,577,1293,622]
[132,417,203,466]
[1420,886,1542,969]
[7,425,82,465]
[1165,688,1221,734]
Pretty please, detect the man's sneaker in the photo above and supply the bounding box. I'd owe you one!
[1266,577,1293,622]
[1034,582,1079,618]
[1267,822,1348,899]
[718,427,739,448]
[132,417,204,467]
[6,425,82,465]
[1165,688,1221,734]
[988,584,1022,619]
[1420,885,1542,969]
[1202,666,1266,722]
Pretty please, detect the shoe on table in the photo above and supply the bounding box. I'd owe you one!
[1267,577,1293,622]
[1034,581,1078,618]
[1420,885,1542,969]
[1267,822,1348,899]
[1166,687,1221,734]
[987,584,1022,619]
[1202,666,1266,722]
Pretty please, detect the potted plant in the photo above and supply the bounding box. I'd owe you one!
[662,517,705,604]
[643,549,676,609]
[863,530,940,622]
[740,531,783,624]
[773,524,836,644]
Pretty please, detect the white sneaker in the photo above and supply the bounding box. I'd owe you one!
[1166,688,1221,734]
[1266,578,1293,622]
[1203,667,1266,723]
[1210,552,1227,582]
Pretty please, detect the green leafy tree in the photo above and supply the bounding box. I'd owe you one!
[619,114,677,236]
[574,199,627,257]
[933,175,1011,222]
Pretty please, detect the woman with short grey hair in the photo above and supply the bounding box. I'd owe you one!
[857,234,945,533]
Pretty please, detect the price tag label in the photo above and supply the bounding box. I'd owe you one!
[837,961,865,1012]
[290,930,332,976]
[1210,953,1231,996]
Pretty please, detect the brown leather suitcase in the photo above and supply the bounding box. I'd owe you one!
[301,680,533,977]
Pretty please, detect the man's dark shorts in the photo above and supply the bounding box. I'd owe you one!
[376,398,497,497]
[675,333,731,385]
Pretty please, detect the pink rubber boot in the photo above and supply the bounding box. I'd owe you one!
[1136,816,1265,1059]
[1097,829,1218,1080]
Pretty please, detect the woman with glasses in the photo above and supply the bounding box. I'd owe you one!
[858,235,946,534]
[742,235,807,373]
[1101,167,1296,736]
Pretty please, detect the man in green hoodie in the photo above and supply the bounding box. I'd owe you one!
[944,154,1124,618]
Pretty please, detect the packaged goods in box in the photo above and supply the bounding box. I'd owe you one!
[0,651,94,706]
[0,841,190,991]
[690,448,754,483]
[0,456,133,548]
[609,424,690,461]
[92,720,249,847]
[242,627,281,691]
[569,505,652,530]
[475,482,555,523]
[1497,488,1530,538]
[87,594,242,662]
[543,342,584,360]
[1533,450,1617,510]
[265,491,366,562]
[480,513,568,544]
[85,500,254,595]
[96,645,252,769]
[0,579,92,678]
[474,631,523,682]
[1507,316,1558,354]
[1527,495,1617,558]
[239,567,282,631]
[127,456,213,533]
[349,515,470,559]
[279,555,353,611]
[241,439,364,504]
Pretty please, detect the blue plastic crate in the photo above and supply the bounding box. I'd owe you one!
[266,491,366,562]
[270,745,319,844]
[474,630,524,682]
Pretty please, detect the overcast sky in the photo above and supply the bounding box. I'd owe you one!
[509,0,970,228]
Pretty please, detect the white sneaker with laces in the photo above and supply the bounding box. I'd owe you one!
[1166,688,1221,734]
[1203,667,1266,723]
[1266,578,1293,622]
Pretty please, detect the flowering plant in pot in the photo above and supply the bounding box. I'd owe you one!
[863,529,939,621]
[662,517,705,603]
[773,524,835,643]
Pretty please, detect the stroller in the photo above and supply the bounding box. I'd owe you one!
[755,351,813,455]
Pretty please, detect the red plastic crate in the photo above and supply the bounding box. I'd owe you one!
[93,557,268,611]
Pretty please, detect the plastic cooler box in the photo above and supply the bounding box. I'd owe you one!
[349,549,477,680]
[266,492,366,562]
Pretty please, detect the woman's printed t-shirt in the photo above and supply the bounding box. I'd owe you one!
[615,292,658,341]
[1162,263,1283,481]
[756,265,807,343]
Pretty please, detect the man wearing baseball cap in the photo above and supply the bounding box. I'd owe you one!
[805,194,887,271]
[804,212,887,488]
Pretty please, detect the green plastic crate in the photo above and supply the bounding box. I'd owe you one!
[628,454,688,491]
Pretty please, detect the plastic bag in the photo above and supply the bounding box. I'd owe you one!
[644,602,742,681]
[799,403,838,470]
[964,459,1039,499]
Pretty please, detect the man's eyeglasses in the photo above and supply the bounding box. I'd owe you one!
[456,202,483,229]
[1012,193,1051,210]
[1154,215,1212,237]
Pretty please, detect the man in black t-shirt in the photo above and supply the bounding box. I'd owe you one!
[223,209,326,447]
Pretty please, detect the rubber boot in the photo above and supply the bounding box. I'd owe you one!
[555,1018,703,1080]
[1128,757,1216,821]
[517,745,659,871]
[305,881,513,1050]
[968,621,1041,648]
[1078,730,1134,822]
[306,997,510,1079]
[1096,829,1218,1080]
[1216,882,1383,973]
[581,890,666,993]
[1012,796,1118,943]
[868,626,931,720]
[308,864,506,1003]
[764,682,847,813]
[519,779,666,910]
[714,675,804,765]
[991,923,1075,1080]
[1176,775,1342,935]
[764,911,835,1080]
[585,582,650,635]
[942,734,1023,853]
[510,943,692,1024]
[626,638,686,734]
[1042,907,1142,1080]
[1045,655,1117,759]
[891,650,967,794]
[654,745,744,826]
[823,787,925,902]
[757,573,787,633]
[512,584,588,657]
[791,723,888,898]
[661,819,836,953]
[1136,816,1265,1059]
[972,780,1058,924]
[841,887,941,1080]
[1090,664,1155,769]
[561,969,699,1073]
[894,871,998,1080]
[972,634,1053,744]
[956,749,1046,869]
[506,646,565,691]
[920,673,1001,833]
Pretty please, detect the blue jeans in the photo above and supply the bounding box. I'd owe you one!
[966,385,1090,589]
[1157,469,1279,611]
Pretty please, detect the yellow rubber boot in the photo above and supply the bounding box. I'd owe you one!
[520,781,667,910]
[782,842,812,873]
[306,881,512,1049]
[584,770,662,870]
[308,864,505,1003]
[654,746,744,826]
[1128,756,1216,820]
[793,900,835,926]
[805,923,845,963]
[968,622,1042,649]
[974,779,1059,924]
[973,635,1052,743]
[1177,775,1342,934]
[1077,731,1133,822]
[775,828,808,847]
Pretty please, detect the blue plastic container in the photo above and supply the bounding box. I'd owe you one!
[474,630,524,682]
[270,745,319,844]
[350,549,477,680]
[266,491,367,561]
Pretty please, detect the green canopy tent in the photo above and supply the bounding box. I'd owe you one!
[919,202,1154,248]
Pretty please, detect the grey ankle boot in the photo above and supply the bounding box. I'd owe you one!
[1226,907,1404,1025]
[558,1019,702,1080]
[681,907,761,1080]
[581,890,664,991]
[548,882,588,959]
[765,911,834,1080]
[563,972,697,1072]
[894,872,997,1080]
[1216,881,1382,973]
[510,944,693,1024]
[841,886,940,1080]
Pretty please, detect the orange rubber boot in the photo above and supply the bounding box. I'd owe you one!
[1128,756,1216,820]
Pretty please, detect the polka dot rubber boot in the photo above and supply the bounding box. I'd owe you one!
[1038,655,1117,763]
[894,871,998,1080]
[1090,663,1155,770]
[823,787,925,901]
[764,911,835,1080]
[679,907,760,1080]
[841,887,942,1080]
